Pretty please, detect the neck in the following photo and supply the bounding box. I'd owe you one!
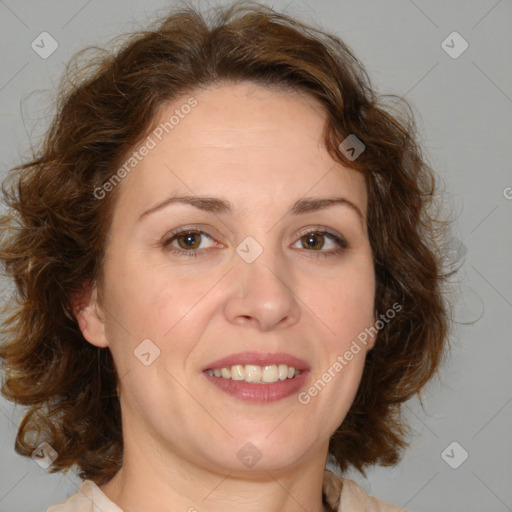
[100,436,333,512]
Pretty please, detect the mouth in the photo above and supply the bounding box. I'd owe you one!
[202,352,309,402]
[204,363,302,384]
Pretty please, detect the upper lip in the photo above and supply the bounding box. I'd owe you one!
[203,351,310,371]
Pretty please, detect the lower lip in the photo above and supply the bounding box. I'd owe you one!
[203,371,309,403]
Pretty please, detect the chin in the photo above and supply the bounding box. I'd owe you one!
[199,433,312,474]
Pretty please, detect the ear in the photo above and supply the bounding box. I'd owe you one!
[71,280,109,348]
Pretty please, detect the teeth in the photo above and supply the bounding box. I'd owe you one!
[245,365,262,382]
[278,364,288,381]
[205,364,301,383]
[262,364,278,383]
[231,365,244,381]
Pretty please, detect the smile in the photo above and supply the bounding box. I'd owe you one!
[204,364,301,384]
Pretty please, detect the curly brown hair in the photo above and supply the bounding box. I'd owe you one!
[0,0,454,485]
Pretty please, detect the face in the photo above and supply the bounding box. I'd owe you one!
[77,81,377,475]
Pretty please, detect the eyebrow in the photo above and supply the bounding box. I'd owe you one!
[138,195,364,222]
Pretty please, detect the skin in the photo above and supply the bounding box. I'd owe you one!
[75,81,377,512]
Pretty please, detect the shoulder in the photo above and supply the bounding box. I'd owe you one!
[339,478,405,512]
[323,469,406,512]
[46,480,123,512]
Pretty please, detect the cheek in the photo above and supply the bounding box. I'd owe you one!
[102,254,218,371]
[309,262,375,343]
[104,254,190,330]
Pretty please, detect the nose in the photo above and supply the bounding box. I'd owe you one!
[223,242,301,332]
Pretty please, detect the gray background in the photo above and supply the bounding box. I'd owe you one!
[0,1,511,511]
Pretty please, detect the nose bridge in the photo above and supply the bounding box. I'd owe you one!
[236,232,289,294]
[238,223,290,276]
[224,231,300,330]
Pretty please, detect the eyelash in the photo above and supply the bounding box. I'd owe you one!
[161,226,348,259]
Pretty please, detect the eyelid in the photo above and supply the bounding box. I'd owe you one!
[295,225,345,241]
[161,224,223,243]
[161,227,222,250]
[292,226,348,256]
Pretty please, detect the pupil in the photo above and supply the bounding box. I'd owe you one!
[304,233,322,250]
[180,232,199,249]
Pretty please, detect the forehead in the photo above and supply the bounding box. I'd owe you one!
[116,81,367,218]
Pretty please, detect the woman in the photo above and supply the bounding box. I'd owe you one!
[0,2,452,511]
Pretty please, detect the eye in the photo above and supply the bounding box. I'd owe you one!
[162,229,219,257]
[291,229,347,257]
[161,227,347,259]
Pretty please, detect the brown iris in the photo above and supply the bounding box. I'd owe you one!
[301,232,324,250]
[176,231,201,250]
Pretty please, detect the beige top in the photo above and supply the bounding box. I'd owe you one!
[47,469,405,512]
